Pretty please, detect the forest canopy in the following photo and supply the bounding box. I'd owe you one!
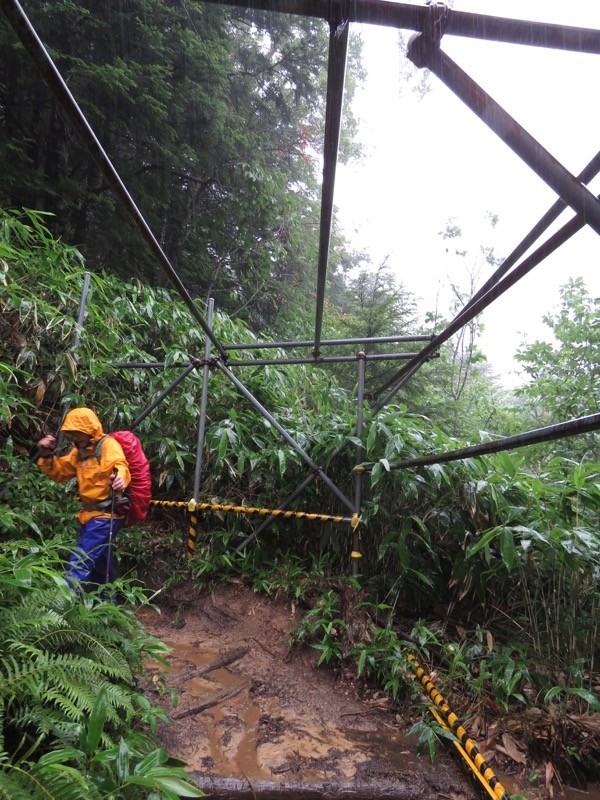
[0,0,363,330]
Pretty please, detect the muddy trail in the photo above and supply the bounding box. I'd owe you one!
[137,582,529,799]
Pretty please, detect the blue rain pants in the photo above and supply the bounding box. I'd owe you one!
[66,516,124,590]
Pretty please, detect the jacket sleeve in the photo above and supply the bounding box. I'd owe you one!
[37,448,78,483]
[101,438,131,487]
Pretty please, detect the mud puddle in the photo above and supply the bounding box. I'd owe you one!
[138,583,526,798]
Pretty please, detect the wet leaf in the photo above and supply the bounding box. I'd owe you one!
[500,733,526,764]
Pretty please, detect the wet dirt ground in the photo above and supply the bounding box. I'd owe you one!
[137,581,528,799]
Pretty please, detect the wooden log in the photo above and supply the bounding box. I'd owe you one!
[170,646,249,685]
[172,681,249,720]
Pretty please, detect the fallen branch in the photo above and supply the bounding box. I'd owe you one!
[170,646,249,685]
[172,681,249,720]
[251,636,278,659]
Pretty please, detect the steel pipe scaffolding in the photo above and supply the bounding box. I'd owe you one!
[216,361,356,514]
[129,362,201,431]
[225,352,432,366]
[3,0,599,555]
[378,413,600,471]
[201,0,600,55]
[352,353,367,575]
[371,195,596,409]
[454,149,600,325]
[104,351,436,369]
[222,334,434,350]
[406,36,600,236]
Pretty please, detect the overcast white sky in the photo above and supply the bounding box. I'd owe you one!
[335,1,600,388]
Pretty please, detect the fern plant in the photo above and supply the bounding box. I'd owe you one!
[0,538,203,799]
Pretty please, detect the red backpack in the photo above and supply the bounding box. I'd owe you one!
[96,431,152,527]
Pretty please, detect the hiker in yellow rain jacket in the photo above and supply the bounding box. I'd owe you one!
[37,407,130,590]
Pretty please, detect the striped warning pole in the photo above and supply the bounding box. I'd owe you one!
[405,652,507,800]
[187,508,197,560]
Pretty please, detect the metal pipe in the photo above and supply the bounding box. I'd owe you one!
[56,270,92,449]
[0,271,93,502]
[352,353,366,576]
[223,334,434,351]
[193,299,214,502]
[200,0,600,55]
[130,361,199,430]
[104,350,435,370]
[381,413,600,471]
[156,499,353,524]
[227,352,427,367]
[313,11,349,358]
[233,399,380,549]
[407,38,600,236]
[372,361,424,413]
[455,149,600,324]
[216,361,355,513]
[371,205,587,409]
[0,0,228,362]
[235,422,372,550]
[103,362,181,369]
[231,195,588,537]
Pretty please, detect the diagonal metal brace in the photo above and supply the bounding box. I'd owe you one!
[216,361,355,514]
[406,35,600,237]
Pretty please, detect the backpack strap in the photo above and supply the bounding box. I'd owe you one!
[80,496,130,512]
[78,434,108,464]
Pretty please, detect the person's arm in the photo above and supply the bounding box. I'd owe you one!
[102,438,131,493]
[36,435,78,482]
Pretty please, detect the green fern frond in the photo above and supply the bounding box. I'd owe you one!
[0,652,133,712]
[0,759,101,800]
[8,706,64,747]
[0,607,64,651]
[27,628,133,681]
[41,689,84,725]
[41,678,125,725]
[102,677,137,708]
[0,767,34,800]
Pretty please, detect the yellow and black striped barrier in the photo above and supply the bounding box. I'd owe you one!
[405,652,507,800]
[151,499,356,526]
[151,500,360,560]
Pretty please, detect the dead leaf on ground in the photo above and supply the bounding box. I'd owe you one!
[545,761,555,798]
[499,733,527,765]
[569,713,600,732]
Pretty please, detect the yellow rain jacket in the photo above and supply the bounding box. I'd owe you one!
[37,408,130,524]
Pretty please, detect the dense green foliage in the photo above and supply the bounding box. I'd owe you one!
[2,211,599,677]
[0,533,204,799]
[1,209,599,783]
[516,277,600,461]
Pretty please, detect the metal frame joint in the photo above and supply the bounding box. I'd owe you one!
[407,2,448,69]
[328,0,350,34]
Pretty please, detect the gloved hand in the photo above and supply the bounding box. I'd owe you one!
[37,435,56,457]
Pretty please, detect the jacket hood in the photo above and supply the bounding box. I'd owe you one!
[60,408,104,442]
